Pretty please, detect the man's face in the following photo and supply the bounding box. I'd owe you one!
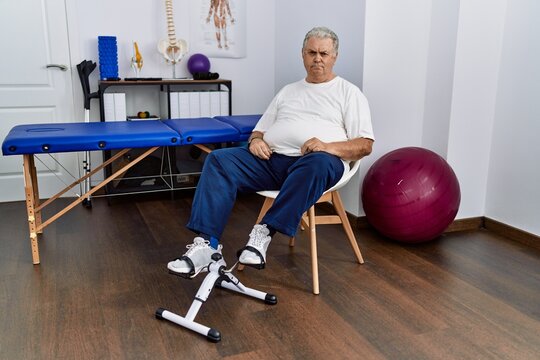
[302,37,338,83]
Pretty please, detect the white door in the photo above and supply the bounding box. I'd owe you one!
[0,0,78,202]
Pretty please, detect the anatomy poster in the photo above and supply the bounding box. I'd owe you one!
[190,0,246,58]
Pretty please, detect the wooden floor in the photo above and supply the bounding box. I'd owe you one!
[1,193,539,359]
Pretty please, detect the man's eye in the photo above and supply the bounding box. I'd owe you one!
[307,51,330,57]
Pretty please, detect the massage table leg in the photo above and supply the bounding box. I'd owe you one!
[23,155,41,264]
[28,154,43,234]
[82,150,92,208]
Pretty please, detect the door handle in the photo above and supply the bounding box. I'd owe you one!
[46,64,68,71]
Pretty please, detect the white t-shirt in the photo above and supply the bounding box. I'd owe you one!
[254,76,374,157]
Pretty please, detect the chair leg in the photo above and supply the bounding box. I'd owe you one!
[256,197,274,223]
[332,191,364,264]
[308,206,319,295]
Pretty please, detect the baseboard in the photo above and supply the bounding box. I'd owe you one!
[350,213,539,249]
[484,217,540,250]
[352,215,484,232]
[444,217,484,232]
[353,215,371,229]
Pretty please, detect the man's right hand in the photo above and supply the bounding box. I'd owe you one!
[249,137,272,160]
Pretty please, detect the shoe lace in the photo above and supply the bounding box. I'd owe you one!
[248,225,269,247]
[185,237,209,256]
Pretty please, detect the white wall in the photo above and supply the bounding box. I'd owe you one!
[70,0,276,120]
[363,0,539,236]
[274,0,365,91]
[362,0,434,218]
[421,0,460,157]
[275,0,366,214]
[446,0,507,219]
[485,0,540,235]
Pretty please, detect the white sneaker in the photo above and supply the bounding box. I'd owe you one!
[168,237,222,276]
[238,224,272,269]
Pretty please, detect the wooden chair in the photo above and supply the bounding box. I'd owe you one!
[240,160,364,295]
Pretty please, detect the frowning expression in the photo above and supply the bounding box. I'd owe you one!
[302,37,338,83]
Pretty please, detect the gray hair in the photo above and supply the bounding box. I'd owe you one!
[302,27,339,53]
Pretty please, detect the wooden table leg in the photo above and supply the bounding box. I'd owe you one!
[28,155,43,234]
[23,154,40,264]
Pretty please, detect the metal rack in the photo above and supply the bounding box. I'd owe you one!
[98,79,232,196]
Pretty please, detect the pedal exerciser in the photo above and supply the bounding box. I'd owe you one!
[155,253,277,342]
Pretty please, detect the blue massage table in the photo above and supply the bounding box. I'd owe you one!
[2,115,261,264]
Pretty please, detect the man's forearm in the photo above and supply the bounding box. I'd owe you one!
[301,137,373,160]
[328,137,374,161]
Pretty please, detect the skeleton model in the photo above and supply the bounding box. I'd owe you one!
[157,0,188,78]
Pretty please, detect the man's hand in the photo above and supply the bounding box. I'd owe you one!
[301,137,373,161]
[301,137,330,155]
[249,137,272,160]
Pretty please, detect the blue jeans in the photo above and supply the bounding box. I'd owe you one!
[187,147,344,238]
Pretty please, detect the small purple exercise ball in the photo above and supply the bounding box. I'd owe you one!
[187,53,211,75]
[361,147,460,243]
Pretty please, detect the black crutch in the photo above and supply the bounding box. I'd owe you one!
[76,60,100,208]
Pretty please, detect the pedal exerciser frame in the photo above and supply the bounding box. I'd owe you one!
[156,253,277,342]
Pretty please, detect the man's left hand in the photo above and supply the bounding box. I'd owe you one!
[301,137,330,155]
[301,137,373,161]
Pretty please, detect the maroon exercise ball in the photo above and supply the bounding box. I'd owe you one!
[361,147,460,243]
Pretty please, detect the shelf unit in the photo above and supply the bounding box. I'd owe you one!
[98,79,232,196]
[98,79,232,120]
